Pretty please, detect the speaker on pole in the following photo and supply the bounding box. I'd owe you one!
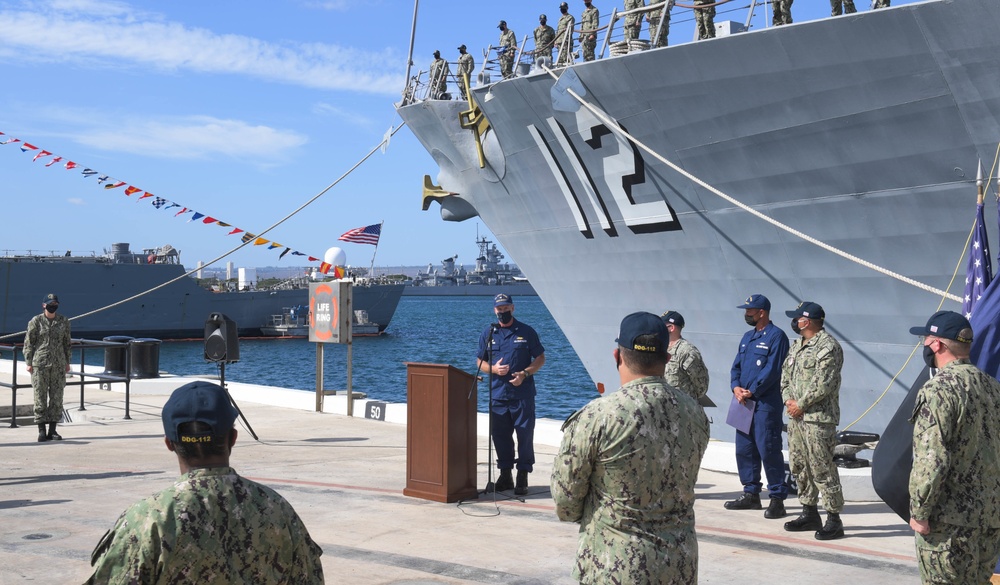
[204,312,239,363]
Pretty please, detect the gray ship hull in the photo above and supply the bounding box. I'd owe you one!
[0,261,404,340]
[402,282,536,296]
[397,0,1000,439]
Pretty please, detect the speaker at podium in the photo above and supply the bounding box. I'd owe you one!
[403,363,479,503]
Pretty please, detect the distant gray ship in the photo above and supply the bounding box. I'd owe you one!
[403,235,536,296]
[397,0,1000,439]
[0,243,403,340]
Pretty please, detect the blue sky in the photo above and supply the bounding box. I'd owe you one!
[0,0,867,272]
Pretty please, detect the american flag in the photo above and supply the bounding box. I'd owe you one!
[963,201,993,319]
[338,223,381,246]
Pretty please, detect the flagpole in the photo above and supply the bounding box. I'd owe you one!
[978,159,985,205]
[368,221,384,277]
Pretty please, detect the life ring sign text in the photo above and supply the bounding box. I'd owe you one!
[309,281,352,344]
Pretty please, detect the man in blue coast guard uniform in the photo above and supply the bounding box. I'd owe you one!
[477,293,546,495]
[726,293,791,518]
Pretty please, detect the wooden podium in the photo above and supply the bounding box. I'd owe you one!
[403,363,479,503]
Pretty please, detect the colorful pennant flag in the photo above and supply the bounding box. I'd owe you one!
[32,150,52,162]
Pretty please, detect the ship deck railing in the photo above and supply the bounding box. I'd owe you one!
[0,338,135,428]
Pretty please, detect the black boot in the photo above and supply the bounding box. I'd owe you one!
[815,513,845,540]
[48,423,62,441]
[724,492,761,510]
[494,469,514,492]
[764,497,787,519]
[784,504,822,532]
[514,470,529,496]
[37,423,50,442]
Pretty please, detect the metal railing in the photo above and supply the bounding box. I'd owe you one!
[1,338,134,428]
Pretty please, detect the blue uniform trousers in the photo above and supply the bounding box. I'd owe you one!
[491,398,535,472]
[735,406,788,499]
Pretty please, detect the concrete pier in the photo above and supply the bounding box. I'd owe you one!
[0,364,919,584]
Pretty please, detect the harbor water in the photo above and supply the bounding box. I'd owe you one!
[150,296,597,421]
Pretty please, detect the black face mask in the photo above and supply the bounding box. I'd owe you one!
[744,314,757,326]
[497,311,513,325]
[45,304,58,313]
[923,344,937,369]
[791,318,801,335]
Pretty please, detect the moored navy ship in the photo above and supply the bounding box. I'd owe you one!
[397,0,1000,439]
[0,243,403,340]
[404,235,536,296]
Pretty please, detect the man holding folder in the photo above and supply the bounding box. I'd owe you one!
[725,294,790,519]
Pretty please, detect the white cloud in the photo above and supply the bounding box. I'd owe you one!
[77,116,308,160]
[0,2,403,94]
[312,102,375,128]
[67,197,86,205]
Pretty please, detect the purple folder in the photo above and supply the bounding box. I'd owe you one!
[725,395,756,434]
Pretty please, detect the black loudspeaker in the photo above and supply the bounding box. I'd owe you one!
[204,312,239,363]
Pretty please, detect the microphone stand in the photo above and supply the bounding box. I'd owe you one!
[481,322,499,496]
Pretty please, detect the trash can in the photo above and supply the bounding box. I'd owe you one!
[102,336,134,376]
[129,338,161,379]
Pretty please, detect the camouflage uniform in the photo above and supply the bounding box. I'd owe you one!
[873,0,890,7]
[555,13,576,66]
[781,329,844,514]
[580,4,600,62]
[909,359,1000,584]
[830,0,856,16]
[457,52,475,100]
[23,312,71,424]
[664,337,709,401]
[623,0,645,41]
[534,23,556,60]
[499,28,517,79]
[429,56,450,99]
[647,0,674,48]
[551,376,709,584]
[772,0,793,26]
[694,0,715,39]
[85,467,324,584]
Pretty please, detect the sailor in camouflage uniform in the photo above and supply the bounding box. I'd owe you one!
[694,0,715,39]
[623,0,645,41]
[661,310,709,401]
[554,2,576,66]
[907,311,1000,585]
[456,44,475,100]
[85,381,324,584]
[552,312,709,584]
[772,0,793,26]
[647,0,673,47]
[497,20,517,79]
[534,14,556,64]
[780,301,846,540]
[580,0,600,62]
[429,50,450,99]
[23,293,71,442]
[830,0,856,16]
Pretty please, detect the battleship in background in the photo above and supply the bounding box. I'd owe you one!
[398,0,1000,440]
[403,235,536,296]
[0,243,403,340]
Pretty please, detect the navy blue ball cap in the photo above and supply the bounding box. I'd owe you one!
[497,19,507,28]
[494,293,513,307]
[785,301,825,320]
[616,312,668,353]
[162,381,238,443]
[737,294,770,311]
[909,310,973,343]
[43,293,59,304]
[660,310,685,328]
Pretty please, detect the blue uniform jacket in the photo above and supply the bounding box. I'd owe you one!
[730,322,789,411]
[477,319,545,402]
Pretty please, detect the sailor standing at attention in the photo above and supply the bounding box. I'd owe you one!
[456,44,475,100]
[830,0,857,16]
[477,294,545,496]
[725,294,790,518]
[23,293,71,442]
[661,310,709,401]
[623,0,645,41]
[693,0,716,39]
[781,301,846,540]
[580,0,600,62]
[554,2,576,66]
[772,0,793,25]
[534,14,556,64]
[429,50,450,99]
[497,20,518,79]
[907,311,1000,585]
[646,0,674,47]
